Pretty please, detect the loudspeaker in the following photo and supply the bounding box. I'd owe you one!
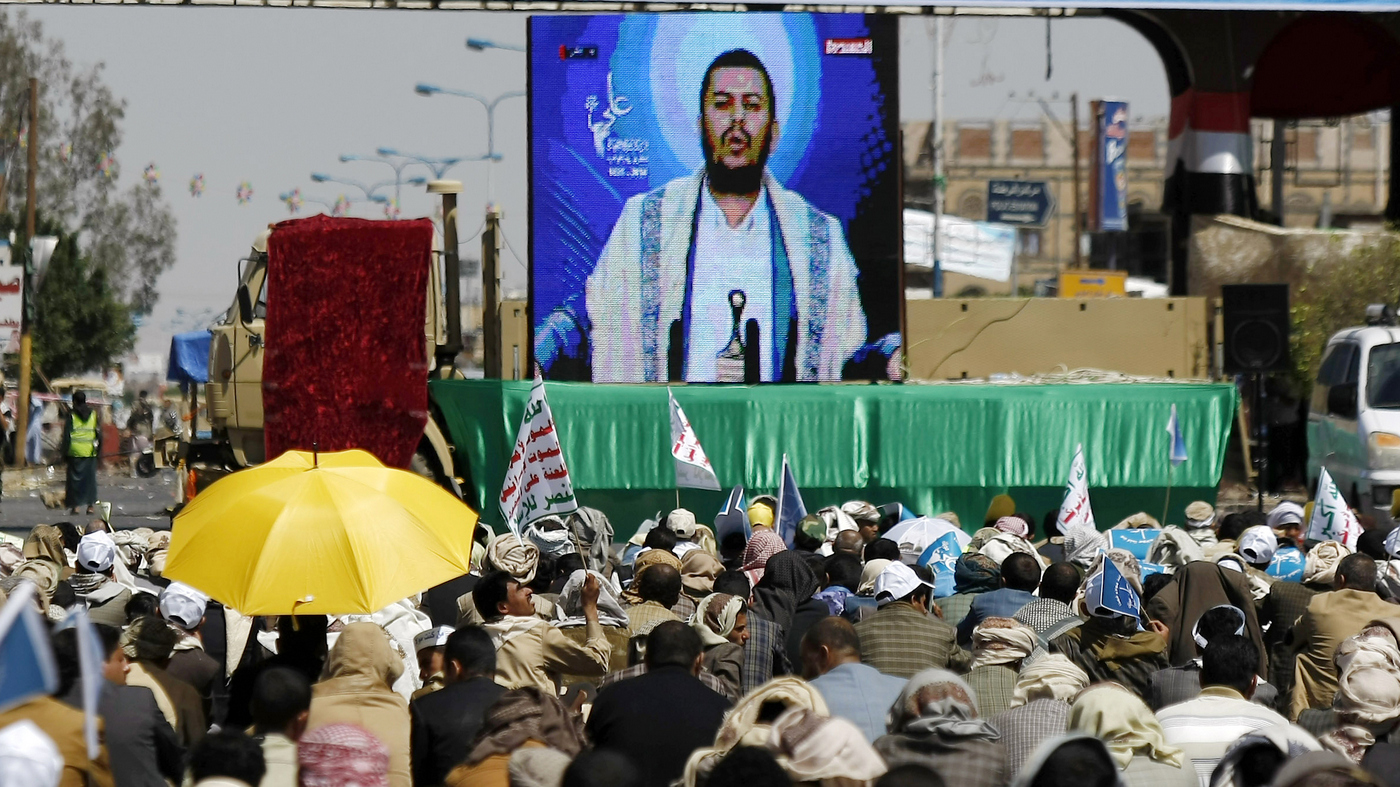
[1222,283,1290,374]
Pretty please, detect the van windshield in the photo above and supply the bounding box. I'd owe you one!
[1368,343,1400,408]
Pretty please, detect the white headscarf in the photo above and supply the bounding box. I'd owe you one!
[1063,524,1107,569]
[691,593,744,648]
[1011,654,1090,707]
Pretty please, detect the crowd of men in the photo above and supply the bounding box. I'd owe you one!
[2,495,1400,787]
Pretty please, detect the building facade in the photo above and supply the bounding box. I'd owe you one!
[902,113,1390,295]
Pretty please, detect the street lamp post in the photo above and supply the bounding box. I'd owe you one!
[309,172,426,208]
[376,147,500,180]
[413,84,524,201]
[337,153,433,213]
[465,37,525,53]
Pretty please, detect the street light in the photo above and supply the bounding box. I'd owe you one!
[309,172,426,204]
[374,147,499,181]
[465,37,525,52]
[336,153,432,210]
[414,83,524,199]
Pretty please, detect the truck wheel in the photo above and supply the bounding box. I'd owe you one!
[135,455,158,478]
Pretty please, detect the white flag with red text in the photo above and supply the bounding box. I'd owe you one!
[499,370,578,537]
[1306,467,1361,549]
[1055,443,1097,533]
[669,389,721,491]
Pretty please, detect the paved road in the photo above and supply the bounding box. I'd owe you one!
[0,467,178,539]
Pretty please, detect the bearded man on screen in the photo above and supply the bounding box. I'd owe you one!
[586,48,866,383]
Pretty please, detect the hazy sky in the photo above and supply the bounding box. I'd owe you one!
[18,7,1167,356]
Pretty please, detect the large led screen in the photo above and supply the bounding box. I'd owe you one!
[529,14,902,383]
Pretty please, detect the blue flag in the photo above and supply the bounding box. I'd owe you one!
[1167,404,1189,466]
[918,532,966,598]
[1084,558,1141,622]
[0,583,59,713]
[1268,546,1306,582]
[1106,529,1161,561]
[715,486,751,544]
[775,454,807,548]
[56,607,105,760]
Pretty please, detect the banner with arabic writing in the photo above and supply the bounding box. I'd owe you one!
[499,373,579,536]
[669,389,721,490]
[1055,443,1097,533]
[1305,467,1360,549]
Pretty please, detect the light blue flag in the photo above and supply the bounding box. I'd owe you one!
[1268,546,1306,582]
[56,607,105,759]
[775,454,807,548]
[715,486,751,544]
[918,532,966,598]
[1084,558,1141,622]
[0,582,59,714]
[1167,404,1189,466]
[1106,529,1162,561]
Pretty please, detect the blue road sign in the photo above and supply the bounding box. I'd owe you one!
[987,180,1055,226]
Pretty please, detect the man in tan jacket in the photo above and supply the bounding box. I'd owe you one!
[0,695,113,787]
[1288,553,1398,719]
[474,570,610,693]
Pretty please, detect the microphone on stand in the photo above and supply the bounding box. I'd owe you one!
[668,320,684,382]
[744,319,761,384]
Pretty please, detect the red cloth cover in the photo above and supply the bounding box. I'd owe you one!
[263,215,433,468]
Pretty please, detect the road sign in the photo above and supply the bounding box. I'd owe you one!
[987,180,1055,226]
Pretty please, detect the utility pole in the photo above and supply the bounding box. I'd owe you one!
[481,205,502,379]
[428,180,464,375]
[931,16,946,297]
[1070,93,1083,268]
[1271,120,1287,225]
[15,77,37,468]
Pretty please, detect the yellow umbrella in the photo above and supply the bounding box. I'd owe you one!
[165,449,478,615]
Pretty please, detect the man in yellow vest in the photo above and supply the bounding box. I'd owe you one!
[63,391,101,516]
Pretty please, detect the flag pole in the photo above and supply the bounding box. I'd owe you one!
[1162,462,1173,526]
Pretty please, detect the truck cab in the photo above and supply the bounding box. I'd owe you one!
[1307,320,1400,524]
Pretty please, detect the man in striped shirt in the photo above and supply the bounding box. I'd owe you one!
[1156,636,1304,787]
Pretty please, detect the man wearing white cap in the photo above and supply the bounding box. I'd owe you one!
[1183,501,1219,547]
[160,582,221,722]
[1232,525,1280,604]
[411,626,453,700]
[68,532,130,628]
[665,509,711,558]
[0,720,64,787]
[853,561,962,678]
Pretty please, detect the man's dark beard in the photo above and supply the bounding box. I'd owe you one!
[702,125,772,196]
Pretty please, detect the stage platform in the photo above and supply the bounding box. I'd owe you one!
[430,379,1239,539]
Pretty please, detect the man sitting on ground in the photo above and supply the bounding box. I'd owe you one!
[1157,635,1297,787]
[855,562,964,678]
[251,667,311,787]
[1014,562,1083,643]
[473,570,610,694]
[586,621,729,787]
[1287,553,1398,719]
[957,553,1042,645]
[625,564,682,640]
[410,626,506,787]
[802,617,907,743]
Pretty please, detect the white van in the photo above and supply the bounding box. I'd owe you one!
[1307,320,1400,523]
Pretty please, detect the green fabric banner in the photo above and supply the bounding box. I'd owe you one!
[430,380,1239,540]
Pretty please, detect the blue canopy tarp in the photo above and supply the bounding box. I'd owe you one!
[167,330,210,384]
